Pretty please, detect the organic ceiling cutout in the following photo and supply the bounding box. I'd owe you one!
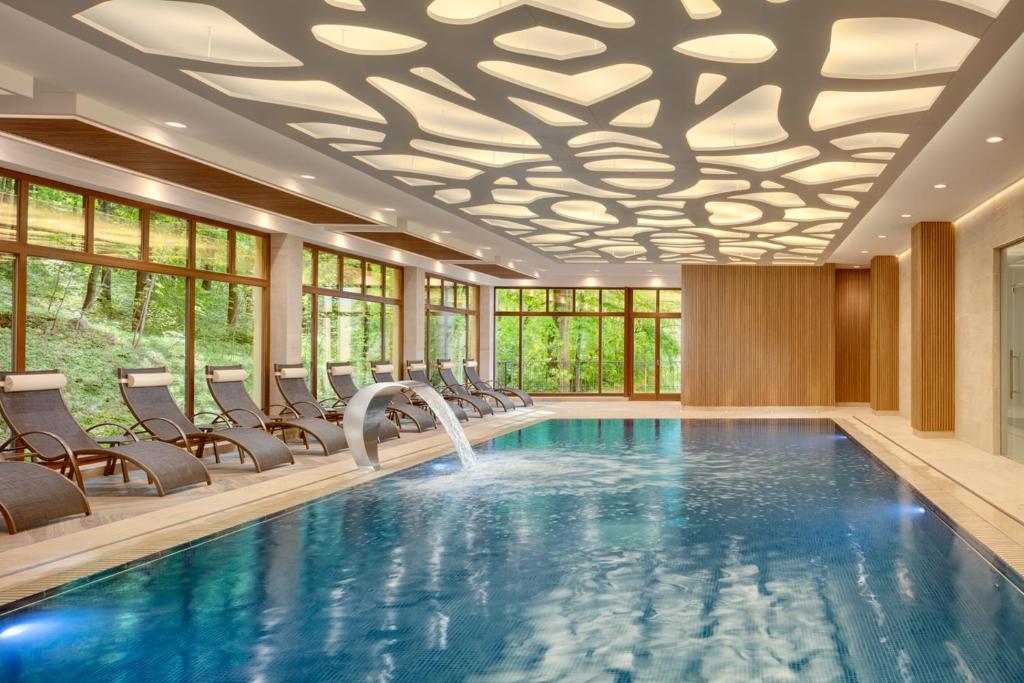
[674,34,778,64]
[680,0,722,20]
[706,201,764,226]
[527,177,633,198]
[783,161,886,184]
[686,85,787,151]
[830,132,908,150]
[602,178,674,190]
[611,100,661,128]
[583,158,675,173]
[731,191,805,208]
[822,18,977,79]
[288,122,385,142]
[184,72,385,122]
[394,176,443,187]
[936,0,1010,16]
[330,142,379,152]
[568,131,662,149]
[75,1,301,67]
[695,146,819,171]
[494,26,606,60]
[478,61,653,106]
[783,207,851,221]
[434,188,471,204]
[410,67,475,100]
[355,154,482,179]
[325,0,365,9]
[576,146,669,159]
[426,0,636,29]
[312,25,426,55]
[660,179,751,199]
[410,139,550,167]
[492,188,564,203]
[508,97,587,126]
[808,87,945,131]
[854,151,896,161]
[368,77,538,147]
[552,200,618,224]
[463,203,537,218]
[694,73,727,105]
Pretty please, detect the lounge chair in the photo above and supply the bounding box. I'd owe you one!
[367,362,437,432]
[274,363,399,442]
[0,370,210,496]
[437,359,514,412]
[205,365,347,456]
[464,359,534,407]
[118,367,294,473]
[0,460,91,533]
[404,361,471,421]
[330,362,433,433]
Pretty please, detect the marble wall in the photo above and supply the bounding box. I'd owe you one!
[953,178,1024,453]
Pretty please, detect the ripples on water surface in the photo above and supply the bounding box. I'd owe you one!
[2,419,1024,682]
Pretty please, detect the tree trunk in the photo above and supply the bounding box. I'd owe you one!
[227,283,239,328]
[131,271,148,326]
[98,267,112,307]
[74,265,101,330]
[132,274,155,348]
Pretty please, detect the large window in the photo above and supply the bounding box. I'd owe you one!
[301,245,401,396]
[425,275,478,384]
[495,288,626,394]
[0,168,270,425]
[495,287,681,396]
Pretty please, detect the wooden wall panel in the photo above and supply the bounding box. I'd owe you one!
[870,256,900,411]
[836,269,871,403]
[911,222,956,432]
[681,264,836,406]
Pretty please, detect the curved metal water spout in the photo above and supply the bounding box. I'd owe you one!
[343,381,477,472]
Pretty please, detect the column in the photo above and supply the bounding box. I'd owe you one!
[268,233,305,407]
[870,255,900,413]
[402,265,426,371]
[911,222,955,434]
[478,284,495,380]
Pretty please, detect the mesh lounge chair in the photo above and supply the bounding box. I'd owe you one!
[333,362,434,432]
[0,460,91,533]
[206,365,347,456]
[464,359,534,407]
[437,359,514,412]
[274,363,399,443]
[404,361,471,422]
[367,362,437,432]
[118,367,294,473]
[0,370,210,497]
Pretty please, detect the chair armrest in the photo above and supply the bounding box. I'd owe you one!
[85,422,142,442]
[220,407,268,431]
[129,417,192,451]
[290,400,328,420]
[0,430,86,489]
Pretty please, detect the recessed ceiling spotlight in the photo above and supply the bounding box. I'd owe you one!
[878,235,887,239]
[900,213,912,218]
[441,230,452,234]
[383,207,395,211]
[512,258,523,262]
[300,174,316,180]
[860,250,868,254]
[854,265,861,269]
[164,121,188,129]
[933,183,948,189]
[986,136,1005,144]
[481,246,492,250]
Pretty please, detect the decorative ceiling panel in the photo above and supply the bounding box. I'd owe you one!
[12,0,1022,265]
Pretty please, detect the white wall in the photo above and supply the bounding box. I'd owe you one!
[954,178,1024,453]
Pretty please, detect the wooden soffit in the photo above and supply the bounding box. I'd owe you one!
[0,117,373,225]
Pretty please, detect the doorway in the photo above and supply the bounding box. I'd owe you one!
[1002,242,1024,461]
[628,289,681,400]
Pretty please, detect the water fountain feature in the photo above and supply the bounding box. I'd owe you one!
[342,381,478,471]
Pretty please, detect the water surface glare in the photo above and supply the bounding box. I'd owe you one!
[2,419,1024,682]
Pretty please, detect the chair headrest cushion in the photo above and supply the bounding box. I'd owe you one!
[439,361,453,369]
[373,364,394,374]
[407,362,426,372]
[126,372,173,388]
[3,373,67,393]
[329,365,353,376]
[278,367,308,379]
[464,360,478,368]
[210,368,248,383]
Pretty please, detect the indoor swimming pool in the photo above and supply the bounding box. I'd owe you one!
[2,419,1024,682]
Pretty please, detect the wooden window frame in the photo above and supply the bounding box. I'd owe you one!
[424,273,480,376]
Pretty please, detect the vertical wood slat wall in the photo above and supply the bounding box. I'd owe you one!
[911,222,956,432]
[835,269,871,403]
[870,256,900,412]
[681,264,836,406]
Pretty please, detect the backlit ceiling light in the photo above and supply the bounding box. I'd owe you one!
[312,25,426,55]
[822,18,977,79]
[808,87,944,131]
[493,26,606,61]
[478,61,652,106]
[75,1,301,67]
[934,183,948,189]
[426,0,636,29]
[673,34,778,64]
[986,135,1005,143]
[901,213,912,218]
[878,234,887,238]
[164,121,188,128]
[686,85,786,151]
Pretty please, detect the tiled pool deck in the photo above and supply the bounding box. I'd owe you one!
[3,402,1024,609]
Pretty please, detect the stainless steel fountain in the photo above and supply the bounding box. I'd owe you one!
[342,381,478,471]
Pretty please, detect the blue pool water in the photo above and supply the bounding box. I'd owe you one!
[2,419,1024,682]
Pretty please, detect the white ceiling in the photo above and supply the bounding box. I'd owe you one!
[0,0,1022,280]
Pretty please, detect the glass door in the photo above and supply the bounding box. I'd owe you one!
[629,289,681,399]
[1003,243,1024,461]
